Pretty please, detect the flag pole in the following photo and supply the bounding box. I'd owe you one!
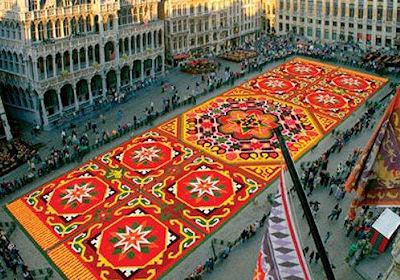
[273,126,335,280]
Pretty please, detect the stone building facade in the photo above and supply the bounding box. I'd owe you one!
[262,0,275,33]
[160,0,262,61]
[0,0,164,129]
[274,0,400,49]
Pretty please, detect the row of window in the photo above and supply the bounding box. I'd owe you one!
[278,0,399,22]
[278,23,397,46]
[0,21,22,40]
[278,16,399,33]
[34,30,162,80]
[0,50,25,76]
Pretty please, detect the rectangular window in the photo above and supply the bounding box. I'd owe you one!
[367,5,373,19]
[349,4,354,18]
[387,9,393,21]
[341,3,346,17]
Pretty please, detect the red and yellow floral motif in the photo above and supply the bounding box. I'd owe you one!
[6,58,387,280]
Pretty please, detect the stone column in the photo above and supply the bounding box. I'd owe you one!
[99,15,106,65]
[56,88,63,115]
[60,20,65,37]
[69,53,73,73]
[150,58,155,78]
[134,36,137,54]
[78,52,82,70]
[88,80,93,105]
[61,55,65,72]
[140,60,144,81]
[73,84,79,111]
[39,96,49,127]
[52,55,56,77]
[85,47,89,67]
[35,23,39,41]
[139,34,143,53]
[102,74,107,98]
[52,21,56,38]
[116,69,121,94]
[129,66,133,85]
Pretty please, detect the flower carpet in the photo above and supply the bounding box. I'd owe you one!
[6,58,387,280]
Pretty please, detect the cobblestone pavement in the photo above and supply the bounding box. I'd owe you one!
[0,56,397,280]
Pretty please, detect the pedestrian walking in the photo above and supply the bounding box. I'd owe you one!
[315,252,320,263]
[303,246,309,256]
[334,207,343,220]
[308,251,315,263]
[324,231,331,244]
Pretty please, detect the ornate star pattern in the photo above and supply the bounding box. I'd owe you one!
[315,94,338,105]
[114,225,151,253]
[340,77,361,87]
[63,183,94,205]
[293,65,313,73]
[132,146,160,163]
[264,79,286,88]
[189,176,221,197]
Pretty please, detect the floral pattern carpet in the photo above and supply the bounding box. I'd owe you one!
[6,58,387,280]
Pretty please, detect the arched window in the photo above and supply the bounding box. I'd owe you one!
[16,23,21,40]
[46,21,53,39]
[55,20,61,38]
[86,16,91,32]
[30,23,36,41]
[63,18,69,36]
[108,15,114,30]
[38,22,44,40]
[70,18,77,35]
[20,54,25,74]
[78,17,84,33]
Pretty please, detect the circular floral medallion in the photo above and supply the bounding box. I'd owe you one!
[306,92,347,110]
[331,75,369,92]
[98,215,168,269]
[48,177,108,215]
[121,142,172,171]
[257,77,296,94]
[285,63,320,77]
[175,170,235,209]
[217,109,278,140]
[182,96,322,164]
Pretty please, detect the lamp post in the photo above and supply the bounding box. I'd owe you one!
[273,126,335,280]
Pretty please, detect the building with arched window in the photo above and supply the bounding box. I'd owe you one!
[0,0,164,129]
[161,0,262,62]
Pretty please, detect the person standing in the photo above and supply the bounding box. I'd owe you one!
[308,251,315,263]
[324,231,332,244]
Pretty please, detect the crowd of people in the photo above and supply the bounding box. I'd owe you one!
[185,212,269,280]
[294,100,391,271]
[0,139,37,177]
[0,227,33,279]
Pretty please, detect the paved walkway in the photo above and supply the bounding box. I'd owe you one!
[0,56,398,280]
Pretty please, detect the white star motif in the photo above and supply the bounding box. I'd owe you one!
[63,183,94,205]
[189,176,221,197]
[114,225,151,253]
[315,94,338,105]
[132,146,160,163]
[264,79,286,88]
[293,65,313,73]
[340,77,361,87]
